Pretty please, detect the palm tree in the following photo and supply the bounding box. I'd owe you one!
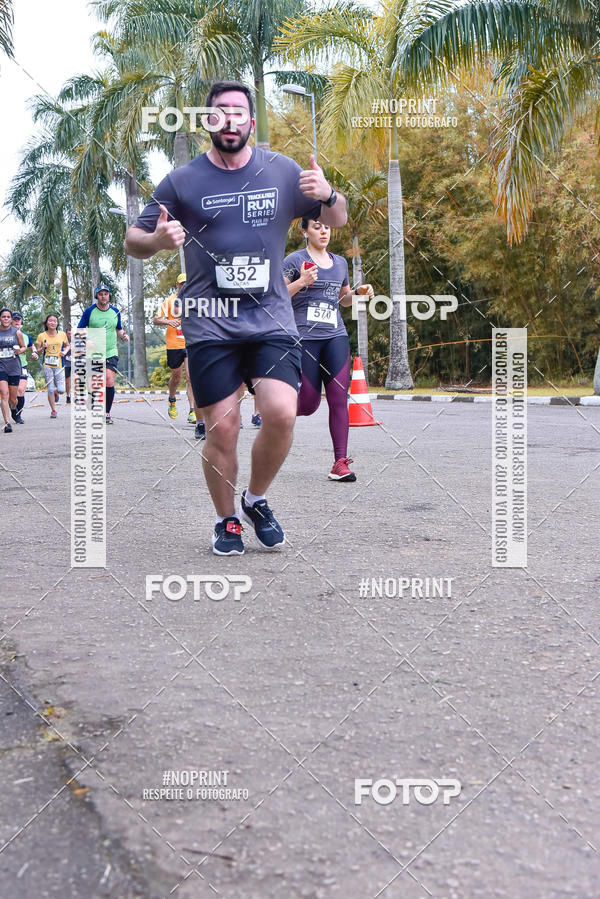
[28,84,126,295]
[397,0,592,244]
[193,0,313,149]
[396,0,600,386]
[0,0,13,58]
[6,134,115,328]
[277,0,457,388]
[79,31,158,386]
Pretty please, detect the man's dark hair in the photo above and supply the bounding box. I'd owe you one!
[205,81,254,120]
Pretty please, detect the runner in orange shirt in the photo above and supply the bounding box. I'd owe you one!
[153,274,205,438]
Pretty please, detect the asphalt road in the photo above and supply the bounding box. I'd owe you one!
[1,392,599,898]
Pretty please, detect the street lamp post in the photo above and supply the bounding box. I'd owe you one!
[109,206,132,384]
[281,83,317,161]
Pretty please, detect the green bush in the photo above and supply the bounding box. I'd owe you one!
[150,353,187,390]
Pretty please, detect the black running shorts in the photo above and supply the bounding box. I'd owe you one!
[187,335,302,408]
[166,348,187,370]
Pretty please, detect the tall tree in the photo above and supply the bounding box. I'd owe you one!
[277,0,450,388]
[6,134,116,328]
[397,0,600,387]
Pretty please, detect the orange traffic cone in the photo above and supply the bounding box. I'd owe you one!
[349,357,382,427]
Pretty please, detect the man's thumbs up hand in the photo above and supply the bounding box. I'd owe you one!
[154,203,185,250]
[299,155,332,203]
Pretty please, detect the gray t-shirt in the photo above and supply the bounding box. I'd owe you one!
[283,249,349,340]
[0,325,22,376]
[135,147,321,343]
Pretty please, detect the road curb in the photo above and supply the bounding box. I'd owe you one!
[114,389,600,406]
[367,393,600,406]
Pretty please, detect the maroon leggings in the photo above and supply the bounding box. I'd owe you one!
[296,335,351,460]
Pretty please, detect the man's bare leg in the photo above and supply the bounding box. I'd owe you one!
[167,365,182,399]
[247,379,297,496]
[202,387,243,516]
[183,356,203,422]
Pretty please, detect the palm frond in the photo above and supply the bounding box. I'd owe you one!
[275,4,377,70]
[397,0,590,89]
[489,59,597,242]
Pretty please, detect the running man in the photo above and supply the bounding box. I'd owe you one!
[78,284,130,424]
[153,272,205,438]
[11,311,38,424]
[35,313,69,418]
[125,79,347,554]
[284,218,374,482]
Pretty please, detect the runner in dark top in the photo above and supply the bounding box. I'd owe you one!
[125,80,347,554]
[0,308,26,433]
[11,311,38,424]
[284,218,374,482]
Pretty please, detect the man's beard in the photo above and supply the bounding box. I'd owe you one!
[211,126,251,155]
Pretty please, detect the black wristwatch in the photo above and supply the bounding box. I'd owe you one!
[323,187,337,208]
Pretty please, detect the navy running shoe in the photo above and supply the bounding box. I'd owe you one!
[195,421,206,440]
[239,490,284,549]
[212,516,244,555]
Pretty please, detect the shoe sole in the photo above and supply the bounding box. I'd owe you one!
[239,505,285,550]
[211,533,244,555]
[328,472,357,482]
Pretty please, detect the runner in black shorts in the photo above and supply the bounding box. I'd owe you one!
[284,218,374,482]
[125,79,347,554]
[11,311,38,424]
[0,308,26,433]
[153,273,205,435]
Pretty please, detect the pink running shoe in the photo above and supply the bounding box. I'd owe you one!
[328,458,356,482]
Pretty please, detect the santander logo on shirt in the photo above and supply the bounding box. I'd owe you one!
[201,189,279,226]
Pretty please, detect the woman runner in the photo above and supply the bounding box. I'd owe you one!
[35,313,69,418]
[284,218,374,482]
[11,311,38,424]
[0,307,25,433]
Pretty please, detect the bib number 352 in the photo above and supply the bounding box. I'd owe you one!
[215,254,270,294]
